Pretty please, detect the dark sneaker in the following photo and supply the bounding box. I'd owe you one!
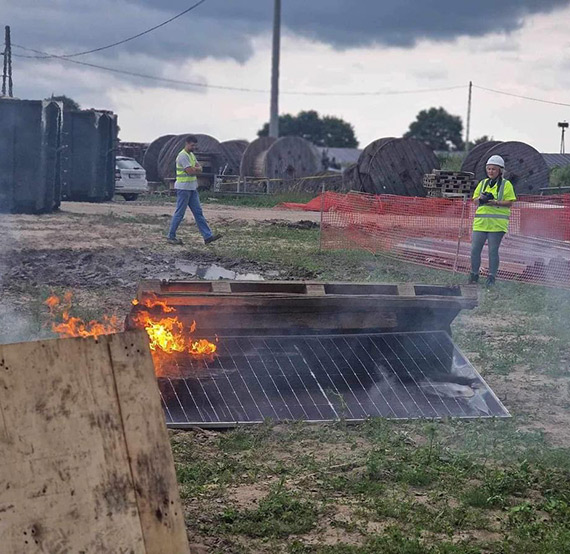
[467,273,479,284]
[166,237,183,245]
[485,275,496,286]
[204,233,223,245]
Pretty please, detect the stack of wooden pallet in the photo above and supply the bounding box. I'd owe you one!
[423,170,476,198]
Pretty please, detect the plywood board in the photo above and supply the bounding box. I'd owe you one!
[0,330,189,554]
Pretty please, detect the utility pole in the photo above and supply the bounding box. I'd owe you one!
[269,0,281,138]
[2,25,13,97]
[465,81,472,151]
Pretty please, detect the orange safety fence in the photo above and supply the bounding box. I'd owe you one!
[279,191,570,288]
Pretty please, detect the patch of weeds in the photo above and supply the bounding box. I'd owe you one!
[290,525,481,553]
[218,480,318,538]
[217,424,273,453]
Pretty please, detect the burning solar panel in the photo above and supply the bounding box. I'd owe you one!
[158,331,508,427]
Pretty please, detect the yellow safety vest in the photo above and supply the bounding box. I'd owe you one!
[176,149,197,183]
[473,178,515,233]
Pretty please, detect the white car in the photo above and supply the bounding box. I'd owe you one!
[115,156,148,201]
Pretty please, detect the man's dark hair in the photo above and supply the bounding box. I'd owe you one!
[185,135,198,144]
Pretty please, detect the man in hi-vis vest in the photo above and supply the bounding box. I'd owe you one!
[167,135,222,245]
[468,155,516,286]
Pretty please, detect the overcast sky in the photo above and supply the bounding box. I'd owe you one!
[4,0,570,151]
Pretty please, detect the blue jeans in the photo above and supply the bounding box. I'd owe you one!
[168,189,212,240]
[471,231,505,277]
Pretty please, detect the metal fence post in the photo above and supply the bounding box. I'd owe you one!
[453,197,468,274]
[319,183,326,252]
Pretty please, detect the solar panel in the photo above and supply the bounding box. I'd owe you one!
[158,332,509,427]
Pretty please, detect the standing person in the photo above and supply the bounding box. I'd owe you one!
[166,135,222,245]
[468,155,516,286]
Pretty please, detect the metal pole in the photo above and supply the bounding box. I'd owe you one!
[269,0,281,138]
[453,197,468,273]
[6,26,12,97]
[1,26,8,97]
[319,183,325,252]
[465,81,472,151]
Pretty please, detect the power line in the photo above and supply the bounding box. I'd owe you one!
[13,44,465,96]
[13,44,462,96]
[20,0,208,59]
[473,84,570,108]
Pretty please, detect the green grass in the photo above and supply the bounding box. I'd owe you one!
[200,190,318,208]
[173,420,570,552]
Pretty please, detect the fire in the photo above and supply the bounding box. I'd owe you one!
[44,294,122,338]
[138,315,186,354]
[45,292,218,377]
[189,339,217,356]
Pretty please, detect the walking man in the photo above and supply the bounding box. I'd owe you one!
[167,135,222,245]
[468,155,516,286]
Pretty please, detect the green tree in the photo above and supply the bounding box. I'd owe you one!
[47,94,80,111]
[550,166,570,188]
[258,110,358,147]
[404,107,464,151]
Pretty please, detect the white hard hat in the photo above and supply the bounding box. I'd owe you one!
[486,155,505,168]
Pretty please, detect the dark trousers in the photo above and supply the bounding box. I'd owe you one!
[471,231,505,277]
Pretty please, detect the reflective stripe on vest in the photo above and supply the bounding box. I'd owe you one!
[176,149,197,183]
[474,213,510,220]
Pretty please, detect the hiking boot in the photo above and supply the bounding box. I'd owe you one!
[204,233,223,245]
[166,237,183,245]
[467,273,479,284]
[485,275,496,286]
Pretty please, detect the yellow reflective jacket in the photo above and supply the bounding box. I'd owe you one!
[472,178,516,233]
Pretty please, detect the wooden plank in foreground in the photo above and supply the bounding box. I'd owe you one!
[0,330,189,554]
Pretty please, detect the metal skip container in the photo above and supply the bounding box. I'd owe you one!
[61,110,118,202]
[0,98,63,214]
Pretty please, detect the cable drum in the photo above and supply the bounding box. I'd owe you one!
[219,140,249,175]
[461,141,502,175]
[143,134,175,182]
[473,141,549,196]
[355,137,395,192]
[365,137,440,196]
[239,137,278,178]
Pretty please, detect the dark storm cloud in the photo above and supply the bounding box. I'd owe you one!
[6,0,570,66]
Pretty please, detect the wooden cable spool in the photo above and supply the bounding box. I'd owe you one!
[342,163,361,191]
[461,141,502,175]
[473,141,549,195]
[356,137,395,192]
[263,137,320,179]
[143,134,175,182]
[219,139,249,175]
[366,138,440,196]
[240,136,319,180]
[157,134,222,181]
[239,137,277,177]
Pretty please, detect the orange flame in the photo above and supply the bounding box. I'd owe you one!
[138,294,175,313]
[46,292,217,377]
[189,339,217,356]
[44,293,122,338]
[133,312,186,354]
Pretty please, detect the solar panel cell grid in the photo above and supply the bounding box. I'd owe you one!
[158,332,508,427]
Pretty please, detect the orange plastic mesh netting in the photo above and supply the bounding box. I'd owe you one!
[280,191,570,288]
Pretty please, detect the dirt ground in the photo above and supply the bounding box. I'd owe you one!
[63,200,321,224]
[1,199,569,449]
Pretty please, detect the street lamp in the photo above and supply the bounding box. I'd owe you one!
[558,121,569,154]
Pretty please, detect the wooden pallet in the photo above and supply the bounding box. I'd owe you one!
[129,280,478,336]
